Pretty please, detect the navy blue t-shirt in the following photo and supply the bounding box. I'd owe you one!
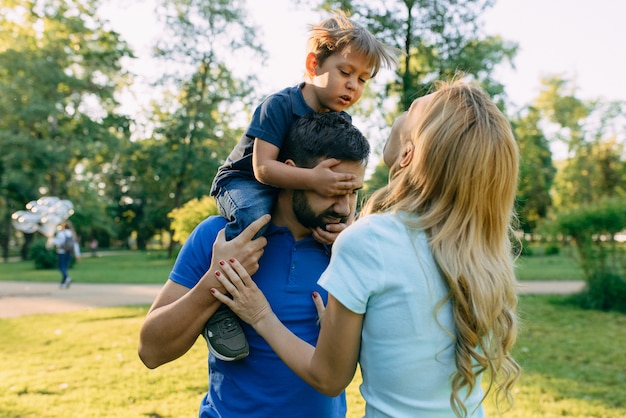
[210,83,351,194]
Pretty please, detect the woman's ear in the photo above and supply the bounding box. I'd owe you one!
[399,144,414,168]
[305,52,318,78]
[284,159,296,167]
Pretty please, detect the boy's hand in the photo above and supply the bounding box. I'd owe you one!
[311,158,357,196]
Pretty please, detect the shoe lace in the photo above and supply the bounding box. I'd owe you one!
[219,317,241,336]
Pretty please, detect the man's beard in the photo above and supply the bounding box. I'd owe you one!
[292,190,349,231]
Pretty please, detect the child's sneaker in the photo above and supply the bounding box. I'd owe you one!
[203,305,249,361]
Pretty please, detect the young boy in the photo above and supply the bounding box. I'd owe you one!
[206,11,398,362]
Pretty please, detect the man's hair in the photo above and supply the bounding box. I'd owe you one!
[278,112,370,168]
[306,10,398,78]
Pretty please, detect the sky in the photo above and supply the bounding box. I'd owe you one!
[99,0,626,144]
[101,0,626,106]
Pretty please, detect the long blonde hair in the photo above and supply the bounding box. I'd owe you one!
[362,80,521,416]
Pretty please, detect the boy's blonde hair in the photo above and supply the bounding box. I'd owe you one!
[306,11,398,78]
[363,80,521,417]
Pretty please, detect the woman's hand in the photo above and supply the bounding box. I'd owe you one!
[211,258,273,326]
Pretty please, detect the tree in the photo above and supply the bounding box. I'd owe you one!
[117,0,266,254]
[510,106,555,233]
[534,77,625,211]
[305,0,518,112]
[0,0,133,259]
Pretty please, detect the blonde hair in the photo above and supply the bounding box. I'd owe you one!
[306,10,398,78]
[363,80,521,416]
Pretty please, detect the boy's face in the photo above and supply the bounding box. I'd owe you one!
[309,46,372,112]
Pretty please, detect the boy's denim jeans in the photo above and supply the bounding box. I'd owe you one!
[214,177,278,241]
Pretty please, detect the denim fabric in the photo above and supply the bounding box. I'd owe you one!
[214,177,278,241]
[57,252,71,282]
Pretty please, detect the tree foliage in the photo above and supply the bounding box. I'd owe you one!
[552,197,626,312]
[0,0,133,259]
[510,106,556,232]
[305,0,518,112]
[534,77,625,211]
[123,0,266,254]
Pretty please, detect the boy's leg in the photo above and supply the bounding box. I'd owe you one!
[214,178,277,241]
[206,179,277,360]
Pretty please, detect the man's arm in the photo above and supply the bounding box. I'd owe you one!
[138,216,270,369]
[212,259,362,396]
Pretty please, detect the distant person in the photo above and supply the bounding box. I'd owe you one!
[89,238,98,257]
[212,80,522,417]
[206,10,398,361]
[139,112,370,417]
[52,221,81,289]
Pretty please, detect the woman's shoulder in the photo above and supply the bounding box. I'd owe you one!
[340,213,404,240]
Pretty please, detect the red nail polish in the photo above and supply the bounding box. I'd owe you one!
[229,258,235,263]
[210,289,215,294]
[215,271,221,276]
[219,260,225,266]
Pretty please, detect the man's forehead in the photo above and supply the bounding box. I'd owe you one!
[333,159,366,182]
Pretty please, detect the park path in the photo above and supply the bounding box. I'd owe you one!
[0,280,586,319]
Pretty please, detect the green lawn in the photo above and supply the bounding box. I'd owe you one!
[0,249,586,284]
[0,296,624,417]
[0,251,173,284]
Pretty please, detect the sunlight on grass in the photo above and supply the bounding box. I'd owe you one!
[1,296,624,417]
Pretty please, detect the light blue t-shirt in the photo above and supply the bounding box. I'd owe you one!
[319,213,485,417]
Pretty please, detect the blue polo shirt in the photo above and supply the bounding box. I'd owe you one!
[169,215,346,418]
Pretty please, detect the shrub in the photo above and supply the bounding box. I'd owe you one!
[544,243,560,256]
[29,239,57,269]
[553,196,626,312]
[168,196,219,244]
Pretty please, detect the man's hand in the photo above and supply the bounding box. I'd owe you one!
[212,215,270,276]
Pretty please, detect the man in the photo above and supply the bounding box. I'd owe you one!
[138,112,370,417]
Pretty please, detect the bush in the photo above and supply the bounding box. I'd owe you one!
[572,272,626,312]
[168,196,218,244]
[29,239,57,269]
[544,243,560,256]
[553,196,626,312]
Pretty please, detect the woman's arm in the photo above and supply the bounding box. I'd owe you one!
[212,258,363,396]
[138,216,269,368]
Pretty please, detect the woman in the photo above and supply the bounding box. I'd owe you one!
[212,80,521,417]
[52,221,80,288]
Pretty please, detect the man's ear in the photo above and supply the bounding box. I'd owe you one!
[305,52,318,78]
[284,159,297,167]
[399,144,414,168]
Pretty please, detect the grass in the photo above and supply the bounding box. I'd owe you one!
[0,296,624,417]
[0,249,586,284]
[0,252,173,284]
[515,250,586,281]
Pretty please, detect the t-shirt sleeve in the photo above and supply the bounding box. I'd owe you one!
[318,218,385,314]
[246,92,292,148]
[169,216,225,289]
